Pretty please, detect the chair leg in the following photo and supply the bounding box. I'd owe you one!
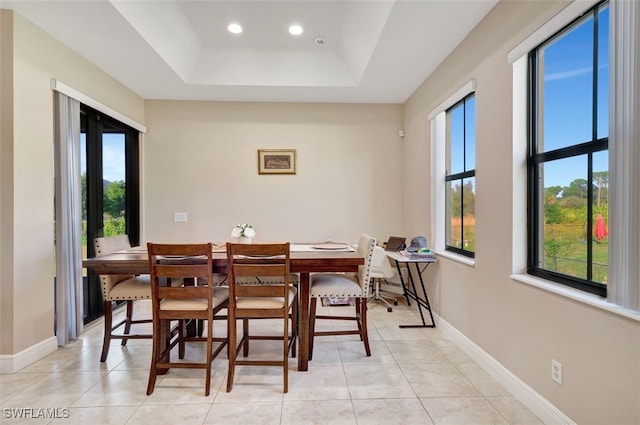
[147,318,161,395]
[146,361,158,396]
[359,298,371,357]
[226,315,237,392]
[100,301,113,362]
[283,310,288,394]
[355,300,364,341]
[121,300,134,346]
[242,318,249,357]
[179,320,186,359]
[309,297,317,361]
[205,315,213,396]
[290,298,297,358]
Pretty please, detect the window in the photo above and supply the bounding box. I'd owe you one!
[527,1,609,296]
[446,94,476,257]
[81,105,141,323]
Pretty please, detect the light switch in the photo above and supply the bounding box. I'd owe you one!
[174,212,188,222]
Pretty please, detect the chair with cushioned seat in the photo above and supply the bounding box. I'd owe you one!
[146,242,229,396]
[93,235,152,362]
[225,242,297,393]
[308,233,376,360]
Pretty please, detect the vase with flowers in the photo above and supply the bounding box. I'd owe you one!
[231,223,256,243]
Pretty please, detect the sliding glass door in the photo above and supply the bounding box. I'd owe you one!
[81,105,140,323]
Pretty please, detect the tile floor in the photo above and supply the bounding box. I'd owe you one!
[0,299,544,425]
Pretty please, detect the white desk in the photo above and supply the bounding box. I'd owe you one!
[385,251,436,328]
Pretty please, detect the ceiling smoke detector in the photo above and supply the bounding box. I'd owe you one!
[314,37,326,46]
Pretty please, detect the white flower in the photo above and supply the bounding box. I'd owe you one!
[231,223,255,238]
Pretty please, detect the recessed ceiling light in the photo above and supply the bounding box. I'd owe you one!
[289,25,303,36]
[227,23,242,34]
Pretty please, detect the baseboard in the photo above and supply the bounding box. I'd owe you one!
[435,314,576,425]
[0,336,58,374]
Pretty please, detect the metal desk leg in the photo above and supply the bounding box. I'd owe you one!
[398,262,436,329]
[412,262,435,328]
[394,260,411,307]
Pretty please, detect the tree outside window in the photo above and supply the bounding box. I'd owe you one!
[445,94,476,257]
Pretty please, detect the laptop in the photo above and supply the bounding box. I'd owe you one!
[384,236,406,251]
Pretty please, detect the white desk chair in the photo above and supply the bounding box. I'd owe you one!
[369,246,399,312]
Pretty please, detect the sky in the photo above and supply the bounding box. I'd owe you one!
[80,133,126,183]
[448,4,608,191]
[540,4,609,188]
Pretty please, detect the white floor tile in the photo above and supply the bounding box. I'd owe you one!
[352,398,435,425]
[421,396,509,425]
[281,400,357,425]
[0,303,543,425]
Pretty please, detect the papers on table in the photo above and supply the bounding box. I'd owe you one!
[291,244,355,252]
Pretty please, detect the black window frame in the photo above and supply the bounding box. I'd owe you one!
[82,104,141,323]
[445,93,476,258]
[527,1,608,297]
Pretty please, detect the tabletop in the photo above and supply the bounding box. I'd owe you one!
[83,244,364,275]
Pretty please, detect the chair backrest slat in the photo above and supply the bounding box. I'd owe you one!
[226,242,291,304]
[234,285,285,298]
[157,286,210,299]
[147,242,214,306]
[153,263,210,280]
[233,263,287,277]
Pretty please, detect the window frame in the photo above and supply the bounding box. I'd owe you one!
[526,1,608,297]
[82,104,141,323]
[445,93,476,258]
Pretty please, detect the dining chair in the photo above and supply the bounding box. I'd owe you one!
[146,243,229,396]
[308,233,376,360]
[93,235,152,362]
[225,242,297,393]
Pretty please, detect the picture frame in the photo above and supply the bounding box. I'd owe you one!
[258,149,297,174]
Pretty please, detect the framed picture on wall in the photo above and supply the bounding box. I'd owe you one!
[258,149,297,174]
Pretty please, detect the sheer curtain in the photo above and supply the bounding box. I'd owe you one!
[53,92,84,346]
[608,0,640,310]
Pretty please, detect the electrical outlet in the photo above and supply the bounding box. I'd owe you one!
[551,359,563,385]
[174,212,188,222]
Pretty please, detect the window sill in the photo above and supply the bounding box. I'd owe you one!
[434,250,476,267]
[511,274,640,322]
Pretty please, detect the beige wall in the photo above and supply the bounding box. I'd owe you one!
[143,101,404,244]
[0,10,145,355]
[1,10,16,355]
[403,1,640,424]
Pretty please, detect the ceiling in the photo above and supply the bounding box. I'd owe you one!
[4,0,498,103]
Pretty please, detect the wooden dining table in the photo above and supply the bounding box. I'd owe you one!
[82,244,364,371]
